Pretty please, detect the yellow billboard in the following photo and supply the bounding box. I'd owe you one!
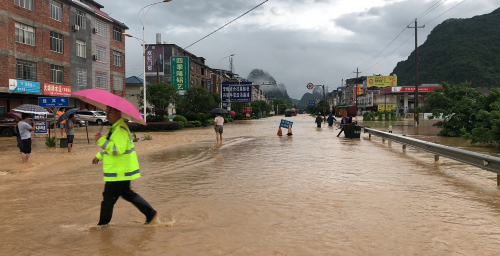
[378,104,396,111]
[367,76,397,88]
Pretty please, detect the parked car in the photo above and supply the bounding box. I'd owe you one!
[76,110,108,125]
[74,114,87,127]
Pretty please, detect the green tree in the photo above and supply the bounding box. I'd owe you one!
[139,82,180,117]
[462,88,500,148]
[177,86,220,113]
[421,82,483,136]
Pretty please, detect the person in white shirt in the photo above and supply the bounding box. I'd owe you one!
[18,113,36,163]
[214,113,224,143]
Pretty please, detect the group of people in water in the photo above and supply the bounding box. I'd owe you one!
[315,112,354,137]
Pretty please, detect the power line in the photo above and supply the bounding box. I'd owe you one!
[423,0,466,26]
[184,0,269,50]
[417,0,446,20]
[361,33,415,73]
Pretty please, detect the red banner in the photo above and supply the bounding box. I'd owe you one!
[43,83,71,96]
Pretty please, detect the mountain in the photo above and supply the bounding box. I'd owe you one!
[391,8,500,87]
[246,69,293,102]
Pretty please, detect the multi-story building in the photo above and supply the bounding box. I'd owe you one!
[0,0,127,114]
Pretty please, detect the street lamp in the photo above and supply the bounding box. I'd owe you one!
[135,0,172,120]
[218,54,234,108]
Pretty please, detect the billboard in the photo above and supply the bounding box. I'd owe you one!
[378,104,397,111]
[356,85,363,95]
[171,56,189,93]
[367,76,397,88]
[145,44,164,75]
[9,79,40,94]
[222,82,252,103]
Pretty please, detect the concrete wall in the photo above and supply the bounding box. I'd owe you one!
[69,5,92,92]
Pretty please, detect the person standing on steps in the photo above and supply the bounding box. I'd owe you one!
[214,113,224,143]
[92,107,159,226]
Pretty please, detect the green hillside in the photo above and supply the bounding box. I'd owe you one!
[391,8,500,87]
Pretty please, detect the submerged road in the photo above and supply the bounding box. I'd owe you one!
[1,115,500,255]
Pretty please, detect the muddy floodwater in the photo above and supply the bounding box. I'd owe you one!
[1,115,500,255]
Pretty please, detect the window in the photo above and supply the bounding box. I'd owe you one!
[95,45,106,63]
[113,27,122,42]
[76,10,86,28]
[16,59,36,81]
[113,76,123,91]
[50,0,63,22]
[76,40,86,57]
[50,31,63,53]
[77,68,87,87]
[14,0,34,11]
[113,51,122,67]
[95,19,107,37]
[51,65,64,84]
[95,72,107,89]
[15,22,35,46]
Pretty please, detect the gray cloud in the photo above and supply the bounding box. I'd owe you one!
[98,0,499,99]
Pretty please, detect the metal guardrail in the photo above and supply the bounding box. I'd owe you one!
[363,127,500,175]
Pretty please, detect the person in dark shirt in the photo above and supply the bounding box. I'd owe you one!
[315,114,323,128]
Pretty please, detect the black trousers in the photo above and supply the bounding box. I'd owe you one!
[98,180,157,225]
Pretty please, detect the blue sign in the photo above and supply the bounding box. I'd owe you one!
[222,82,252,103]
[206,79,212,92]
[280,119,293,129]
[33,113,47,135]
[9,79,40,94]
[308,101,316,107]
[337,87,343,91]
[38,97,69,107]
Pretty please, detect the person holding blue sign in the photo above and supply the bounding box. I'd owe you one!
[18,113,36,163]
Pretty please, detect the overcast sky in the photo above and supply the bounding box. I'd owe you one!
[98,0,497,99]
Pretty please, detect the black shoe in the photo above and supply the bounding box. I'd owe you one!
[144,212,159,225]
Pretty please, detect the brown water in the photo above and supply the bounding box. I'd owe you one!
[1,115,500,255]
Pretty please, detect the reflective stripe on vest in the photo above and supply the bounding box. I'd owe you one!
[104,170,140,178]
[100,148,135,157]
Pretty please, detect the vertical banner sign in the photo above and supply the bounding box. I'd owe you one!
[33,113,48,135]
[145,45,164,75]
[170,56,190,94]
[206,79,212,92]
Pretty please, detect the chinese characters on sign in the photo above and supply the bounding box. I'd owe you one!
[378,104,397,111]
[33,113,47,135]
[280,119,293,129]
[43,83,71,96]
[38,97,69,108]
[222,82,252,103]
[170,56,190,94]
[145,45,164,75]
[9,79,41,94]
[367,76,397,88]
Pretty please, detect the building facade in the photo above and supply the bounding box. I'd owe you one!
[0,0,127,114]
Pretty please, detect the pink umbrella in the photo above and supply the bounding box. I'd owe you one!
[73,89,146,125]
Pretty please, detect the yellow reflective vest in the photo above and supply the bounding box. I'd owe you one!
[95,118,140,181]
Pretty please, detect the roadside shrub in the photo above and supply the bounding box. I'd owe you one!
[186,120,202,128]
[208,118,215,125]
[173,115,188,126]
[391,112,396,121]
[234,113,243,120]
[127,122,180,131]
[146,116,164,122]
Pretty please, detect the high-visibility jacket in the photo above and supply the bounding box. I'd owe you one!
[95,118,140,181]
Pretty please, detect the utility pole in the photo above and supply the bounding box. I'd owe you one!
[322,85,326,123]
[408,18,424,125]
[353,68,361,108]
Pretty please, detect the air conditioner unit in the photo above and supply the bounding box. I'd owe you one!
[92,28,97,34]
[93,55,98,61]
[73,25,80,31]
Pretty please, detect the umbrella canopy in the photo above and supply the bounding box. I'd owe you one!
[57,108,79,124]
[211,108,228,114]
[73,89,146,125]
[8,112,22,120]
[12,104,48,114]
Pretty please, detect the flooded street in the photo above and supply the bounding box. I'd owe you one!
[2,115,500,255]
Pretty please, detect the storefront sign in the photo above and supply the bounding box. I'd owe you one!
[9,79,40,94]
[171,56,189,92]
[380,86,443,94]
[43,83,71,96]
[378,104,397,111]
[33,113,47,135]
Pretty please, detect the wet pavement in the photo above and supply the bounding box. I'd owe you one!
[1,115,500,255]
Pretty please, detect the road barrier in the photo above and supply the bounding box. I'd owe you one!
[363,127,500,186]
